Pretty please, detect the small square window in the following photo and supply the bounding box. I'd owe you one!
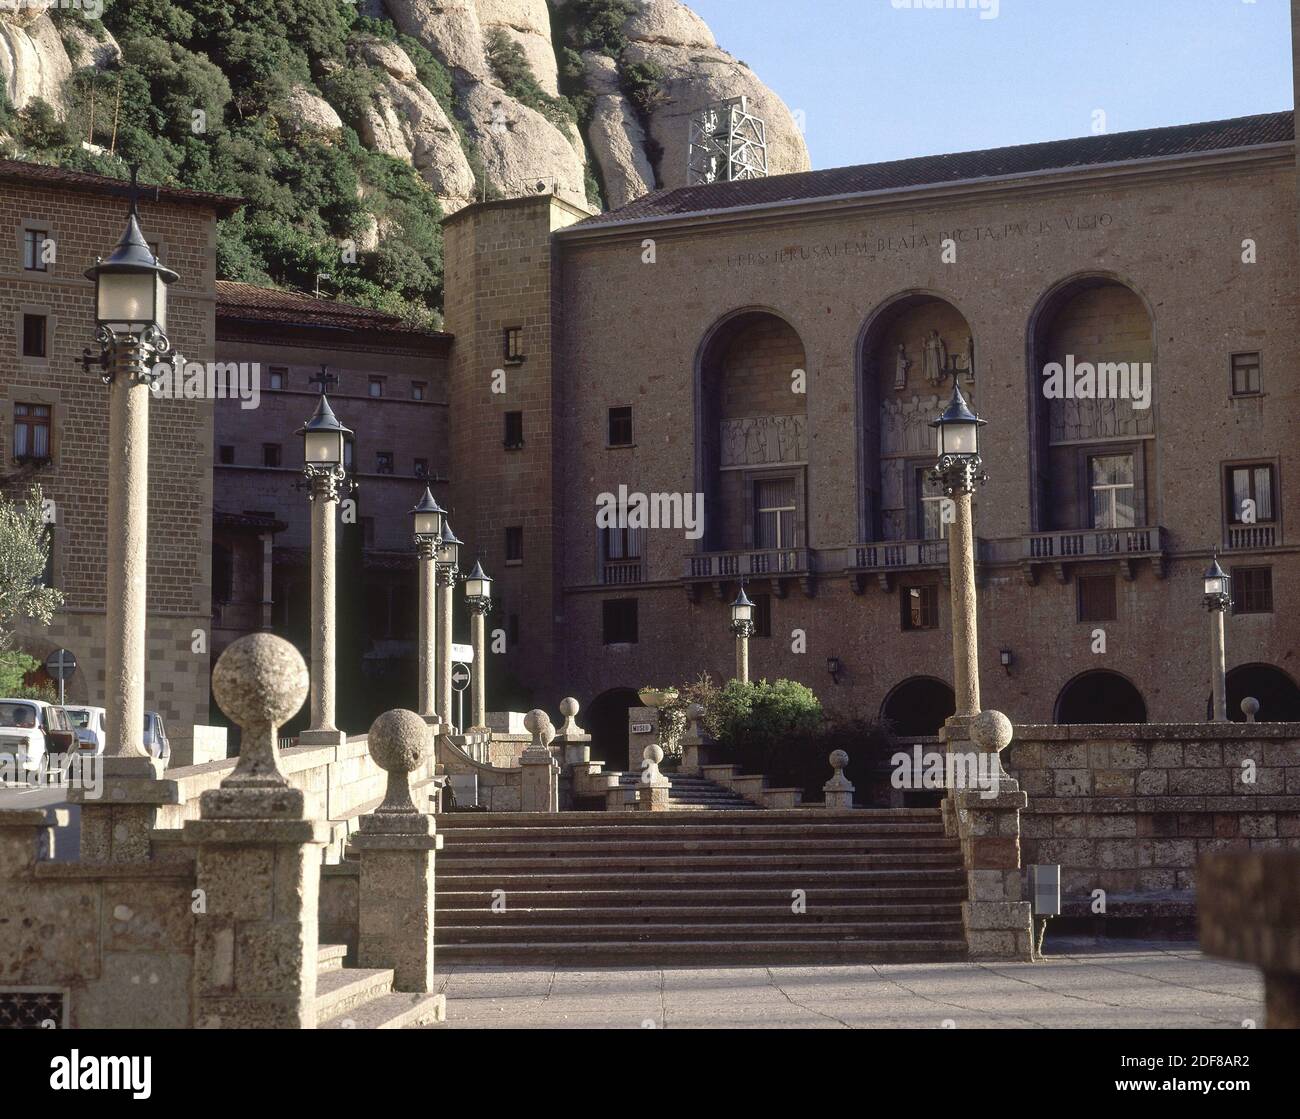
[1232,566,1273,614]
[268,367,286,391]
[751,592,772,639]
[504,327,524,363]
[608,406,633,447]
[368,378,384,398]
[262,444,282,468]
[23,229,49,272]
[900,584,938,631]
[1226,464,1276,524]
[218,445,235,465]
[505,526,523,564]
[1077,574,1117,622]
[414,458,429,478]
[504,411,524,449]
[376,451,394,475]
[602,599,638,644]
[13,402,51,463]
[1230,352,1261,397]
[22,314,47,358]
[412,382,426,401]
[360,517,376,548]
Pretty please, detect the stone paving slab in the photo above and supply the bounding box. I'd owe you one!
[430,940,1264,1029]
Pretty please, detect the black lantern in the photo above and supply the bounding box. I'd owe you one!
[84,185,178,338]
[437,520,462,569]
[930,377,986,460]
[1203,554,1232,611]
[411,487,445,545]
[730,586,755,635]
[464,560,492,607]
[298,394,352,471]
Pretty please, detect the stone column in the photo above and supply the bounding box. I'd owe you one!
[945,710,1034,960]
[353,709,443,1003]
[1209,605,1227,722]
[638,744,671,811]
[680,703,713,776]
[305,472,341,739]
[1199,851,1300,1028]
[184,634,328,1028]
[735,631,750,684]
[823,749,855,809]
[948,488,980,718]
[468,599,490,732]
[436,565,457,729]
[519,710,559,812]
[417,540,437,720]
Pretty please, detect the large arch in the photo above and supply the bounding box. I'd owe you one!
[855,291,978,544]
[1025,272,1158,534]
[880,676,956,737]
[1206,663,1300,722]
[1054,670,1148,725]
[585,686,641,765]
[694,308,809,554]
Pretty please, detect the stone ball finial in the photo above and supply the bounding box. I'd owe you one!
[524,709,549,736]
[829,748,849,770]
[212,633,308,729]
[969,709,1014,754]
[1241,696,1260,722]
[686,703,706,721]
[559,697,579,719]
[367,709,429,776]
[643,743,664,765]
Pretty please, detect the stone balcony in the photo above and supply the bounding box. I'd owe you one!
[600,558,644,586]
[683,546,815,599]
[1224,523,1278,551]
[842,538,990,593]
[1020,524,1168,583]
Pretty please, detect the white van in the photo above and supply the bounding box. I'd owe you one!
[0,699,77,778]
[63,705,107,756]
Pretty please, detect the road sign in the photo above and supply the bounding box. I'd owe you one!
[44,648,77,706]
[451,643,473,664]
[451,664,471,692]
[44,649,77,681]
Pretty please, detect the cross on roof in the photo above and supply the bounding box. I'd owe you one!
[309,365,338,395]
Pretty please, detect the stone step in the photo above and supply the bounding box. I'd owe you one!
[434,939,969,965]
[436,868,966,890]
[440,837,958,856]
[435,852,963,871]
[318,992,447,1030]
[430,821,948,842]
[434,809,942,827]
[436,919,965,944]
[436,885,969,907]
[437,902,964,923]
[317,942,349,973]
[314,967,395,1023]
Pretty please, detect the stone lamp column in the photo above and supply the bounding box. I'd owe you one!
[417,537,439,719]
[353,708,443,1002]
[464,561,492,732]
[1204,554,1232,722]
[184,634,328,1028]
[435,521,462,730]
[730,587,755,685]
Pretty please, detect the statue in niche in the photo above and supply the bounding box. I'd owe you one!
[881,457,903,509]
[902,396,925,453]
[894,344,912,390]
[881,398,900,455]
[965,336,976,383]
[744,417,767,464]
[922,330,948,387]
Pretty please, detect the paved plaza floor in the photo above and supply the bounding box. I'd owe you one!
[433,940,1263,1029]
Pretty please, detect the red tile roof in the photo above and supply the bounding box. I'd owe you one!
[573,111,1293,229]
[0,158,244,215]
[216,280,449,338]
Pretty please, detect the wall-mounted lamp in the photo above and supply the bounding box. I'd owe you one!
[827,656,842,685]
[999,649,1013,675]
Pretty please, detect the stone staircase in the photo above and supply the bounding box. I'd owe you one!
[433,809,968,964]
[609,770,756,809]
[315,942,446,1028]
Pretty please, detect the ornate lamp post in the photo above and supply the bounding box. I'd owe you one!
[81,176,178,766]
[730,586,755,684]
[464,561,493,732]
[435,520,462,729]
[411,488,445,721]
[298,394,352,739]
[930,374,988,719]
[1204,553,1232,722]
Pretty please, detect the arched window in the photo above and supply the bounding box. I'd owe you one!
[1208,664,1300,722]
[1054,670,1147,725]
[880,677,955,737]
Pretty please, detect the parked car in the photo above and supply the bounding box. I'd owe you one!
[0,699,77,778]
[144,711,170,760]
[63,705,107,756]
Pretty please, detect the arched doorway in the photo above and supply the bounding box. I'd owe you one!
[695,309,808,554]
[1026,274,1156,534]
[857,292,976,543]
[1207,663,1300,722]
[880,677,955,737]
[1055,670,1147,724]
[585,687,640,766]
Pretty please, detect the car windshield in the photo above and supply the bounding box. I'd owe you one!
[0,702,39,729]
[65,709,92,728]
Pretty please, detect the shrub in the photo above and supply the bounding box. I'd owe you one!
[0,651,54,701]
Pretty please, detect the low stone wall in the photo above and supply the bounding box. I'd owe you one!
[1005,722,1300,923]
[436,735,523,811]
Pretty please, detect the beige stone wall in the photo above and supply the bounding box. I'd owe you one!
[535,149,1299,724]
[0,182,219,754]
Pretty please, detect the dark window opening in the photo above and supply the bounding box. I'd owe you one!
[1077,574,1117,622]
[218,445,235,465]
[602,598,638,644]
[23,229,49,272]
[1230,352,1261,396]
[608,406,633,447]
[504,327,524,362]
[505,526,523,564]
[504,411,524,449]
[901,584,938,631]
[13,402,51,463]
[22,314,46,358]
[1232,566,1273,614]
[262,444,281,468]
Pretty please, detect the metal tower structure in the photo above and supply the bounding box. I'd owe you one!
[687,95,769,186]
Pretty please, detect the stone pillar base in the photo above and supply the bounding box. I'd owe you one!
[639,779,671,811]
[71,755,169,862]
[353,815,439,994]
[298,728,348,747]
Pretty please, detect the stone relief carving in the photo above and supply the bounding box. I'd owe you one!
[1048,395,1154,443]
[880,394,942,456]
[720,414,808,466]
[922,330,948,387]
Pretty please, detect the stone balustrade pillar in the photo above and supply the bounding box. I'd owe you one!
[680,703,714,777]
[183,634,328,1028]
[520,709,559,812]
[638,744,671,812]
[553,697,591,767]
[823,749,855,809]
[353,709,443,998]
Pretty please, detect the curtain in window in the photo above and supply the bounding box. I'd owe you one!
[754,478,796,549]
[1090,454,1135,529]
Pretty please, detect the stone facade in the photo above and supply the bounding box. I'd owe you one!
[0,165,235,758]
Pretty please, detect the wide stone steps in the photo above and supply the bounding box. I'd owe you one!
[313,942,445,1029]
[432,808,968,964]
[610,772,756,809]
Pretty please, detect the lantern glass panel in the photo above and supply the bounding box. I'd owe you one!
[942,421,978,457]
[304,429,342,466]
[414,511,441,538]
[97,270,156,331]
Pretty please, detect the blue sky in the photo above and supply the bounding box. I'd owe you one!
[687,0,1294,169]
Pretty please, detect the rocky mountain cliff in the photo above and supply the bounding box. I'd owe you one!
[0,0,809,216]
